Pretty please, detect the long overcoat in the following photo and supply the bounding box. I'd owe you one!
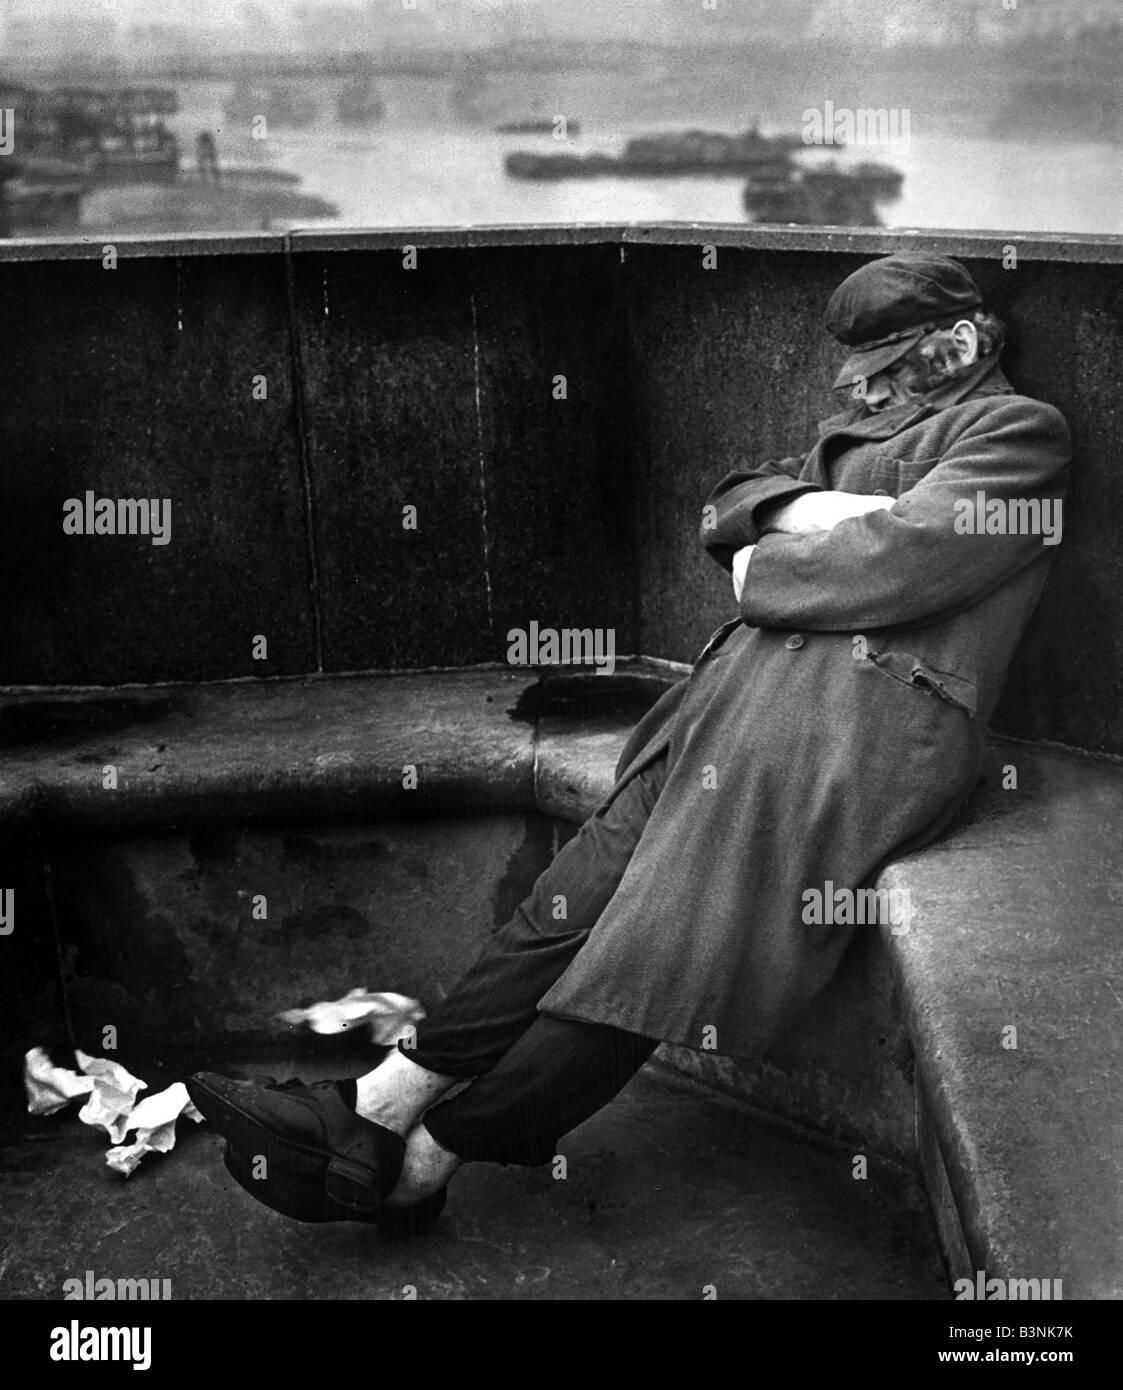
[539,356,1071,1058]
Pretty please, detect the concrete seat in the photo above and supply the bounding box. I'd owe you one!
[881,742,1123,1299]
[0,670,542,831]
[0,666,674,832]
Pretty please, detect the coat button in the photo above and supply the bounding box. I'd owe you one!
[874,488,891,496]
[785,634,805,650]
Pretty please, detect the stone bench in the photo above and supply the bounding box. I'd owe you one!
[1,666,1119,1297]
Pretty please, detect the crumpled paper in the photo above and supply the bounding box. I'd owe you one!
[25,1046,145,1135]
[24,1047,202,1177]
[106,1082,201,1177]
[24,1046,104,1114]
[277,987,425,1044]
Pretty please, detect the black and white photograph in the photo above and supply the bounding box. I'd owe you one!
[0,0,1118,1343]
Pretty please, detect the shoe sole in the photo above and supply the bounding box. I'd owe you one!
[187,1074,396,1217]
[223,1142,447,1235]
[222,1142,372,1224]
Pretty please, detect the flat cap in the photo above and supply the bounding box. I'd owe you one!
[826,253,983,389]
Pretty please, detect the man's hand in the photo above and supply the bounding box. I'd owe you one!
[763,491,895,535]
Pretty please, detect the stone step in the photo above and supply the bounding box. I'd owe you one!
[880,741,1123,1299]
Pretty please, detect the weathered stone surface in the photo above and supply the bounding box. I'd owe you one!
[0,1063,945,1301]
[0,670,538,832]
[1,234,1117,754]
[292,244,636,672]
[0,253,317,684]
[535,722,625,823]
[52,813,553,1052]
[0,829,65,1138]
[881,739,1123,1299]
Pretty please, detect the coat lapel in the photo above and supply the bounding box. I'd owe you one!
[809,357,1015,479]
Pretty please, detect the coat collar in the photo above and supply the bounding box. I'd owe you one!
[816,356,1015,441]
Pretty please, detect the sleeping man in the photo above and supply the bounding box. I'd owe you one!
[189,252,1070,1237]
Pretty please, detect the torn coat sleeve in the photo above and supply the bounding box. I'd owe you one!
[699,454,823,572]
[734,400,1071,631]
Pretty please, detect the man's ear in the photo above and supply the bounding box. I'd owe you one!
[952,318,979,365]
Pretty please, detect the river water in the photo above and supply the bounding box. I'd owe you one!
[167,74,1123,237]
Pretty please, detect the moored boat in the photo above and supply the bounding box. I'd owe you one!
[496,117,581,136]
[743,159,904,226]
[505,125,806,180]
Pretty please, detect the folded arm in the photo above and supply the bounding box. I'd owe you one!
[729,493,894,601]
[734,400,1070,631]
[699,454,822,573]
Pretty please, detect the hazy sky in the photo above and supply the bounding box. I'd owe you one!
[2,0,1113,52]
[0,0,753,53]
[4,0,523,22]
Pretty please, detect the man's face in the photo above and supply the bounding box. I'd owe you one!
[851,318,981,412]
[857,359,917,412]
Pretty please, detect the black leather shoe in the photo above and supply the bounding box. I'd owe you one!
[222,1140,447,1235]
[187,1072,404,1218]
[221,1139,363,1223]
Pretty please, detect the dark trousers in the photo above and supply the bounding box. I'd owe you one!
[405,751,668,1166]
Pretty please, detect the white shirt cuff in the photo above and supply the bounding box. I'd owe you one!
[731,544,755,602]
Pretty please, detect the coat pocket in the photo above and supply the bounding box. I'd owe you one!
[872,453,943,492]
[695,618,742,664]
[865,647,979,718]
